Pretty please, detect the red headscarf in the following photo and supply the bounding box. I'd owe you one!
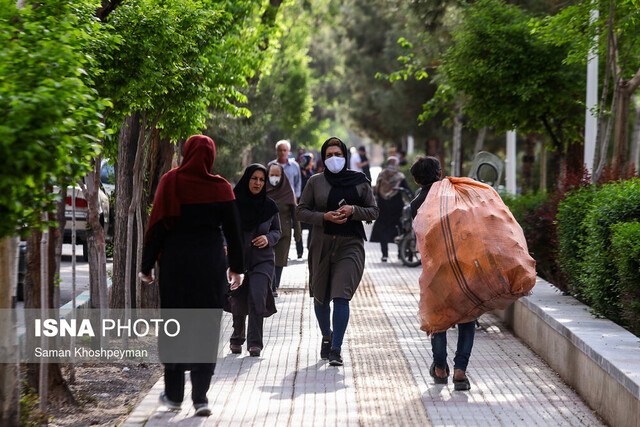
[146,135,234,233]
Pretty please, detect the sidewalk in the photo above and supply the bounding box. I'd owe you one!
[124,238,604,426]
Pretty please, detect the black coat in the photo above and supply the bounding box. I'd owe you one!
[142,201,244,309]
[370,178,412,243]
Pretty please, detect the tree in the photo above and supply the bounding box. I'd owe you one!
[0,0,109,416]
[96,0,274,309]
[540,0,640,181]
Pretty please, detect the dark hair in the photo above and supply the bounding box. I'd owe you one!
[358,146,366,152]
[410,156,442,186]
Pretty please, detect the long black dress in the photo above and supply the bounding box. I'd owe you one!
[141,200,243,404]
[370,178,412,244]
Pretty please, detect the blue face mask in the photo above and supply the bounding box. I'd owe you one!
[325,156,345,173]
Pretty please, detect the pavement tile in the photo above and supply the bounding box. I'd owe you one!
[124,231,605,426]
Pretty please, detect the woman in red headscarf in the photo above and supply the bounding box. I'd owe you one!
[140,135,244,416]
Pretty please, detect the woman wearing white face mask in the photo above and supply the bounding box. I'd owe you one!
[266,163,297,296]
[296,137,378,366]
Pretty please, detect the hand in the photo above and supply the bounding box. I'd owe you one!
[337,205,354,218]
[138,271,156,285]
[323,210,347,224]
[224,245,228,256]
[227,269,243,290]
[251,235,269,248]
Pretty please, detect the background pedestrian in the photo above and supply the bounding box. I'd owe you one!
[227,164,281,358]
[266,163,297,296]
[370,156,413,262]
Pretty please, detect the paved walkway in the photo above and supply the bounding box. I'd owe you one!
[124,236,604,426]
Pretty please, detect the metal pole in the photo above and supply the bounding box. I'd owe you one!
[506,131,517,195]
[584,7,599,175]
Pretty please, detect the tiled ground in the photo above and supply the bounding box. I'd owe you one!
[124,232,604,426]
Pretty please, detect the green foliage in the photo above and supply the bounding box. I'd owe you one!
[556,186,596,297]
[501,192,548,229]
[580,179,640,323]
[538,1,640,79]
[610,221,640,335]
[96,0,262,147]
[0,0,110,238]
[434,0,584,148]
[502,191,562,284]
[20,383,48,426]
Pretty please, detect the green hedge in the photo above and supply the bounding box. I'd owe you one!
[610,221,640,336]
[502,192,563,286]
[508,178,640,335]
[579,178,640,323]
[556,186,595,298]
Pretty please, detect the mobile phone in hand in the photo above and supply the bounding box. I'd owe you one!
[338,198,347,208]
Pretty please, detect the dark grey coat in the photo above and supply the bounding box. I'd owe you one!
[296,173,378,305]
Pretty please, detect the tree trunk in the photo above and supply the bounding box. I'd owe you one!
[451,111,463,177]
[611,82,631,172]
[539,138,547,192]
[111,113,140,309]
[137,134,172,309]
[521,133,536,195]
[426,137,445,176]
[631,97,640,170]
[24,224,75,406]
[0,236,20,425]
[611,69,640,172]
[473,126,487,157]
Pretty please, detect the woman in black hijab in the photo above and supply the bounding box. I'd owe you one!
[296,137,378,366]
[227,164,281,358]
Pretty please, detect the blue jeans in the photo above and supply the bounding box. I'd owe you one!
[314,297,350,350]
[431,320,476,371]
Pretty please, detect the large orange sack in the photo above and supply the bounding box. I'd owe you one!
[414,177,536,334]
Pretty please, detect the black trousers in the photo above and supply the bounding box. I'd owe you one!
[164,363,215,404]
[230,274,269,349]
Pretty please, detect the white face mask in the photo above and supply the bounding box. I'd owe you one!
[325,156,345,174]
[269,176,281,186]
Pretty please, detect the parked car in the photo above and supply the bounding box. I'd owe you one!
[60,181,111,261]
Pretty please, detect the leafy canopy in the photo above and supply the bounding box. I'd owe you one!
[427,0,585,148]
[0,0,111,238]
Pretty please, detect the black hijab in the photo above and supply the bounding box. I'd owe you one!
[321,137,369,239]
[321,137,369,187]
[234,164,279,232]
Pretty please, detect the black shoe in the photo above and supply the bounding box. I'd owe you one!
[429,362,449,384]
[320,334,332,360]
[230,344,242,354]
[249,346,261,357]
[194,403,211,416]
[328,348,343,366]
[453,375,471,391]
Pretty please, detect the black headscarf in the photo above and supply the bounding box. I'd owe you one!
[321,137,369,239]
[234,164,279,232]
[321,137,369,187]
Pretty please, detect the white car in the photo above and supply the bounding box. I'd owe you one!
[60,181,111,261]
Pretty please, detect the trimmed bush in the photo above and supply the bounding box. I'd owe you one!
[556,186,596,298]
[610,221,640,336]
[580,178,640,323]
[502,192,563,286]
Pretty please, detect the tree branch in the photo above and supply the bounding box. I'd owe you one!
[95,0,124,20]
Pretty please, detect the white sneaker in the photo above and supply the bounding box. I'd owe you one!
[194,403,211,416]
[159,391,181,411]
